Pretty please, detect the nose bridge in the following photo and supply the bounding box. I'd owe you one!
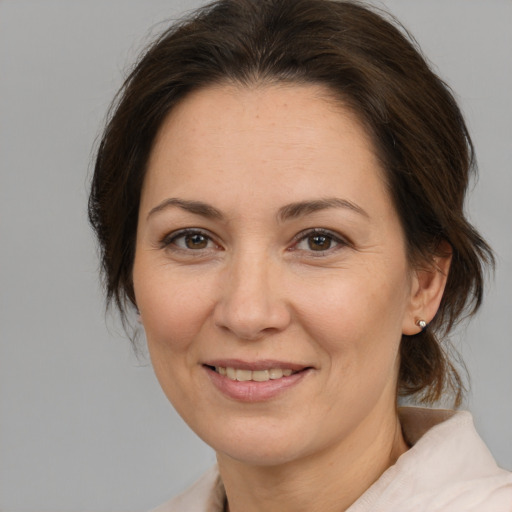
[214,245,290,340]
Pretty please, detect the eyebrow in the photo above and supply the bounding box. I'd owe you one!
[277,198,369,222]
[147,198,224,220]
[146,196,369,222]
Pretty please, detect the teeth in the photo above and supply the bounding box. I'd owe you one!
[235,369,252,382]
[214,366,297,382]
[269,368,283,379]
[252,370,269,382]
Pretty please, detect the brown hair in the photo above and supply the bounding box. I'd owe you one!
[89,0,493,405]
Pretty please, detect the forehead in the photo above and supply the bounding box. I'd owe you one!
[151,82,375,154]
[142,83,390,216]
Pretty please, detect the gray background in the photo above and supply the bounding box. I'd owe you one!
[0,0,510,510]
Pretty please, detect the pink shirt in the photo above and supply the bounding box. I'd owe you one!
[152,408,512,511]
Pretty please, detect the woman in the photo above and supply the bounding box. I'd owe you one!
[88,0,512,510]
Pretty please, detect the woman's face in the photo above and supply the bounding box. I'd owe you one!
[133,84,419,466]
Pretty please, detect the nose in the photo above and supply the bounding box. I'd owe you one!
[213,251,292,341]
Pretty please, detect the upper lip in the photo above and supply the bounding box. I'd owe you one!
[203,359,311,371]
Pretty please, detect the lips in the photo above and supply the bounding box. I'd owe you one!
[203,360,311,401]
[215,366,295,382]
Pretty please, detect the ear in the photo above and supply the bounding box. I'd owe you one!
[402,243,452,335]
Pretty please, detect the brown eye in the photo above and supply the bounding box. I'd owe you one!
[293,229,347,255]
[184,233,209,249]
[307,234,332,251]
[163,229,216,251]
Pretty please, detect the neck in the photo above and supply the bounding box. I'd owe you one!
[218,408,408,512]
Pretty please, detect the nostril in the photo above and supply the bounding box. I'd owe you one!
[213,299,292,341]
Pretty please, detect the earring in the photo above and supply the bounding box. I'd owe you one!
[416,319,427,331]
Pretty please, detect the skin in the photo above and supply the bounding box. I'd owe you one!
[133,83,450,512]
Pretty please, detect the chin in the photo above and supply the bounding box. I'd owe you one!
[218,441,306,468]
[194,416,315,467]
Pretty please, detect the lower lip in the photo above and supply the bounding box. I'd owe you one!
[204,366,310,402]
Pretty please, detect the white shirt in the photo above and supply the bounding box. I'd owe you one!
[151,408,512,511]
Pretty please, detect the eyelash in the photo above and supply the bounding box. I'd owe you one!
[159,228,350,256]
[290,228,350,256]
[160,228,219,253]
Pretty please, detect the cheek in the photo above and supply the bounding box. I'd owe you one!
[133,267,219,411]
[293,264,410,362]
[133,264,215,355]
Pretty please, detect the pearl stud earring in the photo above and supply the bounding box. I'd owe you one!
[416,319,427,331]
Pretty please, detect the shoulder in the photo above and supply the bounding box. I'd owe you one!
[148,410,512,512]
[149,465,224,512]
[349,408,512,512]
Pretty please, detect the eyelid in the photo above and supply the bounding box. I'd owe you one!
[290,228,351,253]
[159,228,221,251]
[158,227,350,255]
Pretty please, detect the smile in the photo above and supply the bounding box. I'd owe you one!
[214,366,296,382]
[204,361,311,401]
